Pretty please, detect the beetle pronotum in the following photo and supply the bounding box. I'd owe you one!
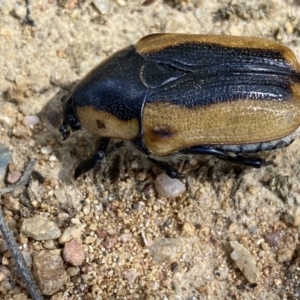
[59,33,300,178]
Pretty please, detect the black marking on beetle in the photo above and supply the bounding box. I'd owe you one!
[96,120,106,129]
[141,42,299,108]
[142,43,295,74]
[73,46,147,121]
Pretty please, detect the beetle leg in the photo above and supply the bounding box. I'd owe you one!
[181,146,263,168]
[74,139,125,179]
[147,157,182,179]
[74,138,110,179]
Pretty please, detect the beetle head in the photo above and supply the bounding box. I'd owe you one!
[59,94,81,140]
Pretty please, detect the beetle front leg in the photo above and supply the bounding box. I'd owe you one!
[74,137,110,179]
[181,145,263,168]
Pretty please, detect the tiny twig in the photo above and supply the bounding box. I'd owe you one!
[0,158,44,300]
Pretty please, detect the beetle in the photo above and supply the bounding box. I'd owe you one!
[59,33,300,179]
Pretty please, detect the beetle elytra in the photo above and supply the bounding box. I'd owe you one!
[59,33,300,178]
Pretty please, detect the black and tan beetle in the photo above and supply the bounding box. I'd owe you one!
[59,33,300,179]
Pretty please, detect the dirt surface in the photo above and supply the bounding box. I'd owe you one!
[1,0,300,299]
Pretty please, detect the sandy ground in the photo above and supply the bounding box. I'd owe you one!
[1,0,300,299]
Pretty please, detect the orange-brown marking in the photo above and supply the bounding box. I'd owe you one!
[96,119,106,129]
[135,33,300,72]
[76,106,139,140]
[143,93,300,155]
[152,125,176,139]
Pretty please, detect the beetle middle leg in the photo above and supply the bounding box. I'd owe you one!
[74,139,125,179]
[181,145,263,168]
[147,157,182,179]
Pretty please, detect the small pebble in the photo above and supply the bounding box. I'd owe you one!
[0,240,8,253]
[123,268,138,284]
[102,235,117,249]
[15,74,26,85]
[20,215,61,241]
[12,293,28,300]
[264,232,281,247]
[282,208,300,227]
[6,170,22,184]
[67,267,80,276]
[161,277,171,288]
[277,247,293,263]
[230,241,258,283]
[0,267,10,279]
[0,279,13,291]
[82,264,94,274]
[96,229,107,239]
[285,21,293,35]
[2,256,9,266]
[116,0,126,6]
[181,221,195,237]
[12,123,32,138]
[71,218,81,225]
[149,238,181,263]
[143,184,155,199]
[85,236,96,244]
[89,223,98,231]
[120,233,132,243]
[131,160,139,169]
[5,70,15,82]
[57,212,70,225]
[43,240,56,250]
[22,250,32,267]
[82,203,91,215]
[13,4,27,19]
[93,0,110,14]
[0,272,6,281]
[33,250,67,295]
[0,0,13,15]
[49,155,57,162]
[154,173,186,198]
[41,146,53,154]
[63,240,85,266]
[22,115,40,127]
[59,225,83,244]
[2,196,20,211]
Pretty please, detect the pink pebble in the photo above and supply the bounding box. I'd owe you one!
[102,235,116,249]
[6,170,22,184]
[22,115,40,127]
[96,229,107,239]
[63,239,85,266]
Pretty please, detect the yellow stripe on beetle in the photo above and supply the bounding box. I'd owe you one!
[143,98,300,155]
